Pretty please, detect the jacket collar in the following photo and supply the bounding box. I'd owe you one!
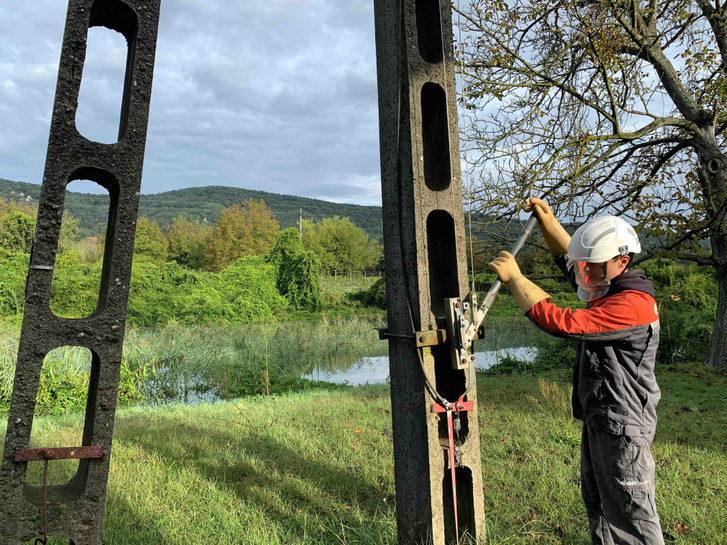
[604,268,655,298]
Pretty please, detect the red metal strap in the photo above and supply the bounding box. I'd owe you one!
[445,409,460,545]
[14,445,104,462]
[431,400,473,414]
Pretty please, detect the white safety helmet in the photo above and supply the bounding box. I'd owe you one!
[567,216,641,263]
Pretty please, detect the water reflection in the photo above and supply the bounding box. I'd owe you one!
[302,347,537,386]
[122,315,546,404]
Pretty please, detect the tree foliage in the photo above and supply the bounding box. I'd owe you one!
[204,199,280,273]
[165,216,211,270]
[133,217,168,264]
[457,0,727,365]
[0,210,34,254]
[266,228,321,310]
[302,216,382,273]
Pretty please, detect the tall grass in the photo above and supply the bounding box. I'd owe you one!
[125,316,387,402]
[0,322,18,402]
[1,316,388,413]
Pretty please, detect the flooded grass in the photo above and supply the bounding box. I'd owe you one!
[0,317,390,411]
[1,312,549,413]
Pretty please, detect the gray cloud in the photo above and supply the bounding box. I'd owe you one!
[0,0,383,205]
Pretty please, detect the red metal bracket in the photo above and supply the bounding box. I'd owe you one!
[14,445,104,462]
[431,401,473,413]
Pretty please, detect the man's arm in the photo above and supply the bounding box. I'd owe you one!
[527,291,659,340]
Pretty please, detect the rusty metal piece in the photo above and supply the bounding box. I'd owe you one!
[415,329,448,347]
[14,446,105,463]
[39,459,49,545]
[0,1,161,543]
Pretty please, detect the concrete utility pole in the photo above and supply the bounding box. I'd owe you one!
[0,1,160,543]
[373,0,486,543]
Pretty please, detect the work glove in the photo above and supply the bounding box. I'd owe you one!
[488,251,551,313]
[523,197,571,256]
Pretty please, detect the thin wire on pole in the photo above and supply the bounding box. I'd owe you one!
[455,0,477,294]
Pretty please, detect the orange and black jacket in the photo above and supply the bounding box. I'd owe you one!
[526,255,661,438]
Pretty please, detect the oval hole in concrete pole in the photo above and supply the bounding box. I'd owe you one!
[25,346,94,487]
[443,466,475,542]
[421,83,452,191]
[75,26,129,143]
[426,209,459,317]
[49,167,119,320]
[49,180,110,319]
[416,0,444,64]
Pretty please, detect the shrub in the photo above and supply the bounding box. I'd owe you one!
[658,309,713,364]
[0,250,29,319]
[127,257,285,326]
[360,277,387,310]
[266,228,321,311]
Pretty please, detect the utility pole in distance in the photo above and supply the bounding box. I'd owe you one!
[373,1,486,544]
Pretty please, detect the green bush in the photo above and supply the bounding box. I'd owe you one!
[0,210,35,253]
[658,309,713,364]
[127,257,285,326]
[681,271,718,313]
[482,352,531,375]
[49,251,104,318]
[639,259,718,363]
[531,335,577,371]
[641,258,687,288]
[358,277,387,310]
[266,228,321,311]
[0,249,29,319]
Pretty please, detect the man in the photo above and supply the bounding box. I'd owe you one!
[488,197,664,545]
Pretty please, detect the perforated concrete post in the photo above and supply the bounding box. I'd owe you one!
[373,0,486,543]
[0,1,160,543]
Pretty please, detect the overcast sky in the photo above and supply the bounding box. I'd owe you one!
[0,0,384,205]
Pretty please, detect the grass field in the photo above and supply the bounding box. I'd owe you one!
[2,362,726,544]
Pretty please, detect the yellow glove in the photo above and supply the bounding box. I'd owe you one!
[488,251,551,313]
[488,251,522,283]
[523,197,571,256]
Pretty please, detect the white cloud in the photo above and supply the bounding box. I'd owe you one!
[0,0,383,206]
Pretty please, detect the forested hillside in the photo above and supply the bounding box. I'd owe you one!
[0,178,383,239]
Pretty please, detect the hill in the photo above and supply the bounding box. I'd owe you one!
[0,178,383,239]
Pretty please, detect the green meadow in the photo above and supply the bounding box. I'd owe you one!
[3,360,725,544]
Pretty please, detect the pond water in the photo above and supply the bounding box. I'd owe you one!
[302,346,537,386]
[122,316,546,405]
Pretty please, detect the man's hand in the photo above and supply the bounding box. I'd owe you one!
[488,251,522,284]
[523,196,570,256]
[488,251,551,313]
[523,197,555,224]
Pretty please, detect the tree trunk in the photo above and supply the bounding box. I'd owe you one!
[707,262,727,369]
[698,146,727,369]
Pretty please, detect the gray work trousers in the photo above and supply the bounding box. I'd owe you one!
[581,423,664,545]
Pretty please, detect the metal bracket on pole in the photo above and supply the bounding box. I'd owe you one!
[445,298,475,370]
